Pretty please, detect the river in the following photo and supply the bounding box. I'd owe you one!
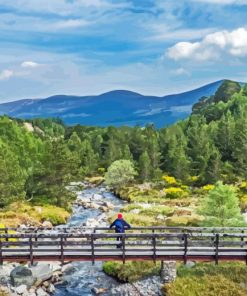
[54,186,125,296]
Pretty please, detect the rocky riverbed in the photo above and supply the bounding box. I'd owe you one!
[0,182,170,296]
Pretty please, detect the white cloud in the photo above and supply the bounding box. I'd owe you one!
[167,27,247,61]
[53,19,90,29]
[0,69,14,80]
[192,0,247,4]
[172,68,191,76]
[0,0,127,16]
[21,61,40,68]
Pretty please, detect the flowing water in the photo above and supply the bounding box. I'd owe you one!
[55,186,125,296]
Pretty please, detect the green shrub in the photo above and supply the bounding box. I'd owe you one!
[103,261,160,282]
[164,275,246,296]
[165,215,204,226]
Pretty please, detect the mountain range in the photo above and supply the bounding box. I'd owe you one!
[0,80,224,127]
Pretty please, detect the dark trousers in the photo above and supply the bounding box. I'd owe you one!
[116,233,123,248]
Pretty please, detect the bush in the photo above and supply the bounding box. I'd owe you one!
[164,275,246,296]
[202,184,215,191]
[165,215,204,227]
[164,187,187,199]
[103,261,160,282]
[162,175,177,185]
[105,160,137,188]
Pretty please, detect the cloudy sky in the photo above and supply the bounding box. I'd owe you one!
[0,0,247,102]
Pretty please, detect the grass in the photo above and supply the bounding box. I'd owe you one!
[177,262,247,285]
[103,261,161,283]
[0,201,70,227]
[164,275,247,296]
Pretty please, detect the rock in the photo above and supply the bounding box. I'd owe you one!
[185,261,196,268]
[157,214,165,220]
[160,261,176,283]
[51,263,62,273]
[91,287,107,295]
[0,286,11,295]
[93,194,103,200]
[30,264,53,283]
[41,221,53,228]
[15,284,28,295]
[42,281,50,288]
[61,263,74,274]
[130,209,140,214]
[47,283,56,294]
[10,266,35,288]
[36,287,49,296]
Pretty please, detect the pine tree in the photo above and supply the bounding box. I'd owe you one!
[232,108,247,178]
[199,182,244,226]
[139,151,151,181]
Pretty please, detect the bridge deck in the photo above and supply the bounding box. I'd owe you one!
[1,227,247,264]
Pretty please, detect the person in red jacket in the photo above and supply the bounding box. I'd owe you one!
[110,213,131,248]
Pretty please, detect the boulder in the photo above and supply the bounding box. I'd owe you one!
[93,194,103,200]
[15,284,28,295]
[185,261,196,268]
[36,287,49,296]
[41,221,53,228]
[47,283,56,294]
[30,264,53,283]
[10,266,35,288]
[61,263,74,274]
[50,264,62,273]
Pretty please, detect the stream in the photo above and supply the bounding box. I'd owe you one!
[54,185,126,296]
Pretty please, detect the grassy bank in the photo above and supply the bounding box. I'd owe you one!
[165,262,247,296]
[0,201,70,227]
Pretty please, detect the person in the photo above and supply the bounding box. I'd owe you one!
[110,213,131,248]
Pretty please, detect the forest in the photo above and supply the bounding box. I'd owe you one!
[1,80,247,211]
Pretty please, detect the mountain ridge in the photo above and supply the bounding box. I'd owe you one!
[0,80,225,127]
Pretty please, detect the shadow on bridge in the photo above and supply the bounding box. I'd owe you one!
[1,227,247,265]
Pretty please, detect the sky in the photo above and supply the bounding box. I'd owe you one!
[0,0,247,102]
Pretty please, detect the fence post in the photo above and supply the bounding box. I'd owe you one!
[35,229,38,243]
[4,229,8,242]
[241,230,244,248]
[183,234,188,265]
[91,233,95,265]
[0,240,3,266]
[152,234,156,264]
[29,236,34,266]
[60,235,64,265]
[122,234,126,264]
[215,233,219,265]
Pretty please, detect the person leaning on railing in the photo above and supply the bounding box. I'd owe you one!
[109,213,131,248]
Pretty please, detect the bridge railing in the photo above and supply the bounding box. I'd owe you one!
[0,229,247,265]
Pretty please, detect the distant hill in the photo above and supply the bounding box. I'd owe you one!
[0,80,224,127]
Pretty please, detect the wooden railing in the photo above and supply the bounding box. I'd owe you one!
[0,227,247,265]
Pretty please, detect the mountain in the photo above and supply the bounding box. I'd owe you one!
[0,80,224,127]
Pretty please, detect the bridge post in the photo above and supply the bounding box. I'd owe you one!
[215,233,219,265]
[183,234,188,265]
[91,233,95,265]
[152,233,156,264]
[60,235,64,265]
[4,228,8,242]
[160,261,176,284]
[122,234,126,264]
[29,237,34,266]
[0,240,3,266]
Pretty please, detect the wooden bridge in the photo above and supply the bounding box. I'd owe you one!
[1,227,247,265]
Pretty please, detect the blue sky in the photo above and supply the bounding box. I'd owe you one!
[0,0,247,102]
